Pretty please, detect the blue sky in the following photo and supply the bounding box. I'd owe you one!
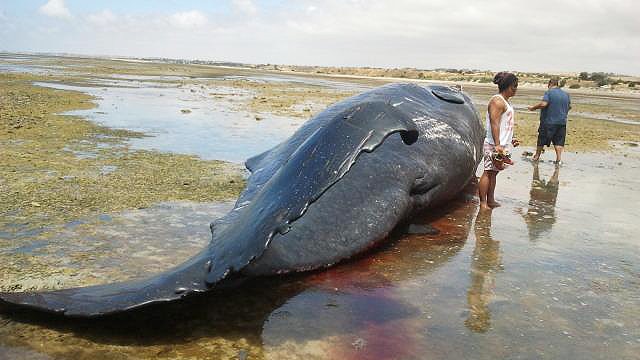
[1,0,639,75]
[5,1,230,15]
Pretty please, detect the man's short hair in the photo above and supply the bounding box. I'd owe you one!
[548,77,560,86]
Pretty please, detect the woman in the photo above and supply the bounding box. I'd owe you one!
[478,72,519,210]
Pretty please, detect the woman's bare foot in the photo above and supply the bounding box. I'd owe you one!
[488,201,501,208]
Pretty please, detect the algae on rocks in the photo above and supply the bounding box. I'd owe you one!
[0,73,245,236]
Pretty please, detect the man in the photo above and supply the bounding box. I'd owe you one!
[528,78,571,164]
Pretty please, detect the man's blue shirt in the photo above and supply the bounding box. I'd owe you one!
[541,88,571,125]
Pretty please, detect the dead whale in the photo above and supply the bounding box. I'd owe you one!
[0,83,483,317]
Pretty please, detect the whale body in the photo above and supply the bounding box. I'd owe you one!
[0,83,483,317]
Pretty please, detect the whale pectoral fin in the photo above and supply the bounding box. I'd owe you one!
[0,250,212,317]
[204,102,420,286]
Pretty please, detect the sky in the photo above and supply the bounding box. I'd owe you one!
[1,0,639,75]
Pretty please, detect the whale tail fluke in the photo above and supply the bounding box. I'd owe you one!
[0,250,214,317]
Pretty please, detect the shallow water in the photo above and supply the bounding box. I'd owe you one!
[35,81,303,163]
[219,74,372,93]
[0,54,88,76]
[1,149,639,359]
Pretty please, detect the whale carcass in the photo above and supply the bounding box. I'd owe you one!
[0,83,483,317]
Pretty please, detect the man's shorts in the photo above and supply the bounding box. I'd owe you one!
[537,124,566,147]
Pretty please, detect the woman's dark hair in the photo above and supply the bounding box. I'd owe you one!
[493,72,518,92]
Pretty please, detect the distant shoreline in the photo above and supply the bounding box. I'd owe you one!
[2,51,639,97]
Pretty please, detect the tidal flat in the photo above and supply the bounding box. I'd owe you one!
[0,53,639,360]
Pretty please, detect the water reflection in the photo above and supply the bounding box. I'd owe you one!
[521,163,560,241]
[0,276,302,359]
[262,197,478,359]
[465,210,502,333]
[0,197,478,359]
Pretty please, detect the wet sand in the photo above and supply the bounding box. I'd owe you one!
[1,54,639,359]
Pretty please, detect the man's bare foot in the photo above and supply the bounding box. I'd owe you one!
[488,201,501,208]
[479,202,492,211]
[532,155,540,162]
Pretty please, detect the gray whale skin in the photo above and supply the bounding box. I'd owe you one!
[0,83,483,317]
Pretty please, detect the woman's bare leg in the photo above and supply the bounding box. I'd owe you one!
[479,170,499,209]
[478,170,491,210]
[487,171,501,207]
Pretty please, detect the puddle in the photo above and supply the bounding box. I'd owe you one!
[219,74,372,92]
[0,201,235,291]
[107,74,190,82]
[0,54,87,76]
[35,81,304,163]
[0,63,61,75]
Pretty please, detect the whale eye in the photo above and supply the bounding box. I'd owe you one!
[431,87,465,104]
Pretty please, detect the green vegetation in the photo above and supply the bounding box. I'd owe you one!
[0,73,244,234]
[577,71,637,88]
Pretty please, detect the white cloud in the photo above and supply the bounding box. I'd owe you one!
[270,0,640,73]
[232,0,258,15]
[87,10,117,27]
[38,0,72,19]
[5,0,638,74]
[168,10,208,29]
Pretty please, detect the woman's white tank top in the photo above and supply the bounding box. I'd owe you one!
[485,94,515,146]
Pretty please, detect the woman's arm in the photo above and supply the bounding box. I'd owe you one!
[488,97,506,151]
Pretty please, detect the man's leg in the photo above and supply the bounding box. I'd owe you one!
[552,125,566,164]
[533,125,547,162]
[554,145,564,164]
[532,146,543,162]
